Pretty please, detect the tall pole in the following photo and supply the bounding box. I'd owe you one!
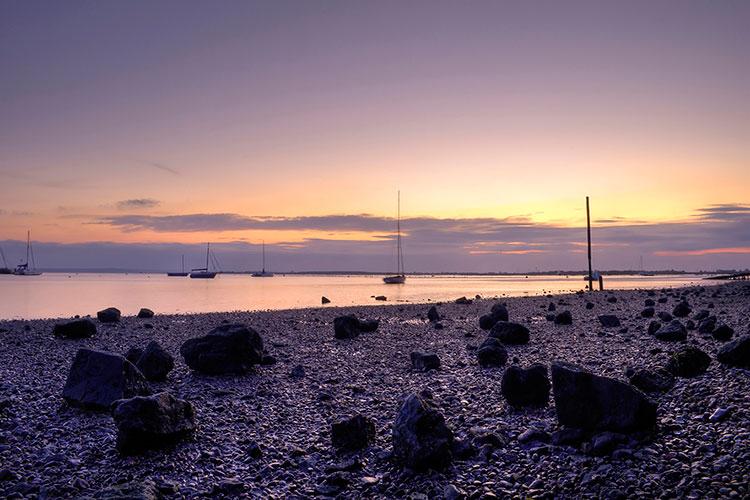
[586,196,593,292]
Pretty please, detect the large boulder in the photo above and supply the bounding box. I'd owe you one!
[97,307,121,323]
[62,349,150,410]
[180,324,264,374]
[111,392,196,455]
[666,346,711,378]
[550,362,656,433]
[333,315,378,339]
[672,301,692,318]
[627,368,674,393]
[135,341,174,382]
[598,315,621,328]
[331,414,376,451]
[392,392,454,471]
[654,320,687,341]
[410,351,441,371]
[479,303,509,330]
[476,337,508,368]
[501,364,550,407]
[717,335,750,368]
[53,319,96,339]
[489,321,530,345]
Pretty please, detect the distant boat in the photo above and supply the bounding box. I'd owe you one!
[383,191,406,284]
[251,241,274,277]
[638,255,655,276]
[0,246,11,274]
[189,243,217,279]
[13,230,42,276]
[167,255,189,277]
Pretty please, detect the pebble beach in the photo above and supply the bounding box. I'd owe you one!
[1,281,749,499]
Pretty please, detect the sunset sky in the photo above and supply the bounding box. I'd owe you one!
[1,1,749,272]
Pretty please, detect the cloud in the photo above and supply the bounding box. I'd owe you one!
[116,198,160,210]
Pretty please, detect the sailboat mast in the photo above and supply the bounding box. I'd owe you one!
[206,243,210,270]
[262,241,265,272]
[397,191,403,275]
[181,254,185,273]
[26,230,30,266]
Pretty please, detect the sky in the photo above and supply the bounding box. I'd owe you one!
[1,0,749,272]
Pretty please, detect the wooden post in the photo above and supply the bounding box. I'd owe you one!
[586,196,593,292]
[599,274,604,291]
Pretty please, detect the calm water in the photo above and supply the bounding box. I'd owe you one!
[0,273,708,320]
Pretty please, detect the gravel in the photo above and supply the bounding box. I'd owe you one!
[0,281,748,498]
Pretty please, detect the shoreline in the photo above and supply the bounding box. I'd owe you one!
[1,282,748,498]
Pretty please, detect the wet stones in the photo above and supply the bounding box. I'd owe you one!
[479,303,509,330]
[96,307,121,323]
[598,315,621,328]
[550,361,656,432]
[331,414,376,451]
[554,311,573,325]
[717,335,750,368]
[333,315,379,339]
[62,348,150,410]
[666,346,711,378]
[180,323,264,374]
[627,368,675,393]
[111,392,196,455]
[654,320,687,341]
[488,321,530,345]
[410,351,441,371]
[476,337,508,368]
[501,364,550,407]
[392,391,454,471]
[53,318,96,339]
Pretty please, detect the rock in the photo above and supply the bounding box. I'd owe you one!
[647,321,661,335]
[111,392,196,455]
[654,320,687,341]
[657,311,673,322]
[359,319,379,333]
[666,346,711,377]
[392,392,454,471]
[717,335,750,368]
[554,311,573,325]
[712,324,734,341]
[585,302,594,310]
[62,349,150,410]
[550,361,656,432]
[411,351,441,371]
[333,315,378,339]
[135,341,174,382]
[598,315,621,328]
[444,484,466,500]
[290,364,305,378]
[518,428,550,444]
[698,316,717,334]
[551,427,586,446]
[321,296,331,304]
[53,319,97,339]
[180,323,264,374]
[607,296,618,303]
[124,347,144,365]
[137,308,154,319]
[331,414,376,451]
[375,295,387,301]
[501,364,550,407]
[640,307,655,318]
[476,337,508,368]
[627,368,674,393]
[588,431,626,456]
[645,298,655,306]
[96,307,121,323]
[427,306,440,322]
[479,303,509,330]
[673,301,692,318]
[708,407,730,422]
[548,302,556,311]
[488,321,530,345]
[455,296,472,305]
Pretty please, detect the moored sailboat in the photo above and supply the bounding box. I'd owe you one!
[189,243,217,279]
[167,255,189,277]
[251,241,274,277]
[383,191,406,284]
[0,246,11,274]
[13,231,42,276]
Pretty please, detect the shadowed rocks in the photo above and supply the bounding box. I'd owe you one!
[137,308,154,319]
[627,368,675,393]
[488,321,530,345]
[554,311,573,325]
[598,315,621,328]
[333,315,379,339]
[97,307,121,323]
[331,414,376,451]
[654,320,687,341]
[717,335,750,368]
[53,319,96,339]
[180,324,264,374]
[479,303,509,330]
[410,351,441,371]
[392,391,454,471]
[476,337,508,368]
[501,364,550,407]
[133,341,174,382]
[666,346,711,378]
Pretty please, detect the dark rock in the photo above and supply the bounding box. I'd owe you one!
[392,392,454,471]
[551,427,586,446]
[717,335,750,368]
[359,319,379,333]
[654,320,687,341]
[137,308,154,319]
[260,354,277,366]
[135,341,174,382]
[640,307,655,318]
[673,301,692,318]
[476,338,508,368]
[666,346,711,377]
[488,321,530,345]
[712,324,734,341]
[657,311,673,322]
[180,323,264,374]
[644,299,655,307]
[518,428,550,444]
[548,302,556,311]
[585,302,595,310]
[685,319,696,330]
[647,321,661,335]
[698,316,717,334]
[334,315,361,339]
[290,364,305,378]
[62,349,150,410]
[375,295,387,301]
[545,313,556,321]
[410,351,441,371]
[455,296,472,305]
[501,364,550,407]
[53,319,97,339]
[693,310,709,321]
[588,431,626,456]
[554,311,573,325]
[112,392,195,455]
[124,347,143,365]
[627,368,674,393]
[427,306,440,322]
[331,414,376,451]
[479,303,509,330]
[598,315,621,328]
[550,361,656,432]
[96,307,121,323]
[321,296,331,304]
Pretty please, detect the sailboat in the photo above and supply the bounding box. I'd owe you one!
[189,243,217,279]
[638,255,654,276]
[0,246,11,274]
[167,255,189,277]
[251,241,274,277]
[13,230,42,276]
[383,191,406,284]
